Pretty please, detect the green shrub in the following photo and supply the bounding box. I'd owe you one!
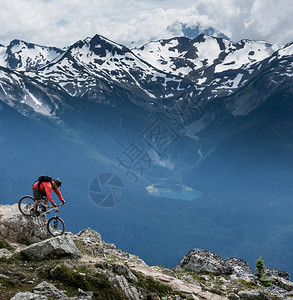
[50,265,125,299]
[255,256,274,287]
[0,237,13,250]
[51,265,89,290]
[17,237,31,246]
[94,262,106,269]
[258,277,275,287]
[255,256,266,278]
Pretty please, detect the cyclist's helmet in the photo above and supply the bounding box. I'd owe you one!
[53,178,62,187]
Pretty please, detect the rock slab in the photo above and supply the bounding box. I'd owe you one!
[22,235,81,261]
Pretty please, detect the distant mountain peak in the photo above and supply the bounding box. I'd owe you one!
[166,22,230,41]
[68,34,131,59]
[0,39,63,71]
[183,24,229,40]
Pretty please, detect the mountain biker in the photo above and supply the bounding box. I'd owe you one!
[31,177,65,215]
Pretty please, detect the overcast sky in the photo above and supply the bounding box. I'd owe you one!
[1,0,292,48]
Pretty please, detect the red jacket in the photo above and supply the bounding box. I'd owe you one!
[33,181,64,206]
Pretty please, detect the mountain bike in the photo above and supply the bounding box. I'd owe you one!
[18,195,65,237]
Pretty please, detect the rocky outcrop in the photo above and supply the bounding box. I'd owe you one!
[1,204,293,300]
[33,281,68,299]
[272,277,293,291]
[21,235,81,260]
[264,268,290,281]
[76,227,102,243]
[262,268,293,292]
[72,227,104,257]
[112,262,138,281]
[0,204,47,244]
[225,257,257,282]
[109,275,140,300]
[175,250,291,286]
[174,248,232,275]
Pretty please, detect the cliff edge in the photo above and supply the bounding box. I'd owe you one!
[0,204,292,300]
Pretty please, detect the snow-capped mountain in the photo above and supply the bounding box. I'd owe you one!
[0,33,292,120]
[132,35,286,103]
[133,35,280,80]
[0,39,63,71]
[28,34,194,106]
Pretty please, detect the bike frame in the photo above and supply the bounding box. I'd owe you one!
[36,201,63,219]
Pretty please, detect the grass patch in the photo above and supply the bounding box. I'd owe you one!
[131,270,172,298]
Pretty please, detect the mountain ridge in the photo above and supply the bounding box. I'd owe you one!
[1,33,291,121]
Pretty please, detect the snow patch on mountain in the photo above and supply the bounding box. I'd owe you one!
[193,35,223,67]
[215,40,280,73]
[0,40,63,71]
[278,43,293,58]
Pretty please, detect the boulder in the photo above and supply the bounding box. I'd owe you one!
[76,227,102,243]
[262,285,291,299]
[73,227,104,257]
[10,292,48,299]
[262,268,293,291]
[113,262,137,281]
[33,281,67,299]
[274,277,293,291]
[225,257,257,282]
[110,274,140,300]
[0,204,47,244]
[0,248,12,259]
[22,235,81,261]
[174,248,232,275]
[238,289,268,299]
[78,287,94,298]
[264,268,290,281]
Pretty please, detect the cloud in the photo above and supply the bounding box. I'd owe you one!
[244,0,293,44]
[0,0,292,48]
[109,7,217,47]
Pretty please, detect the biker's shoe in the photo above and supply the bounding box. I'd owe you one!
[31,208,40,216]
[54,220,58,229]
[40,205,47,212]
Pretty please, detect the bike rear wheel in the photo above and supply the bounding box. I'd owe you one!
[47,216,65,237]
[18,195,35,216]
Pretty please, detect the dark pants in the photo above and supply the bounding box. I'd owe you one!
[32,187,46,200]
[32,187,48,209]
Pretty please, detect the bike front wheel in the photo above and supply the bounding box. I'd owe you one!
[18,195,35,216]
[47,216,65,237]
